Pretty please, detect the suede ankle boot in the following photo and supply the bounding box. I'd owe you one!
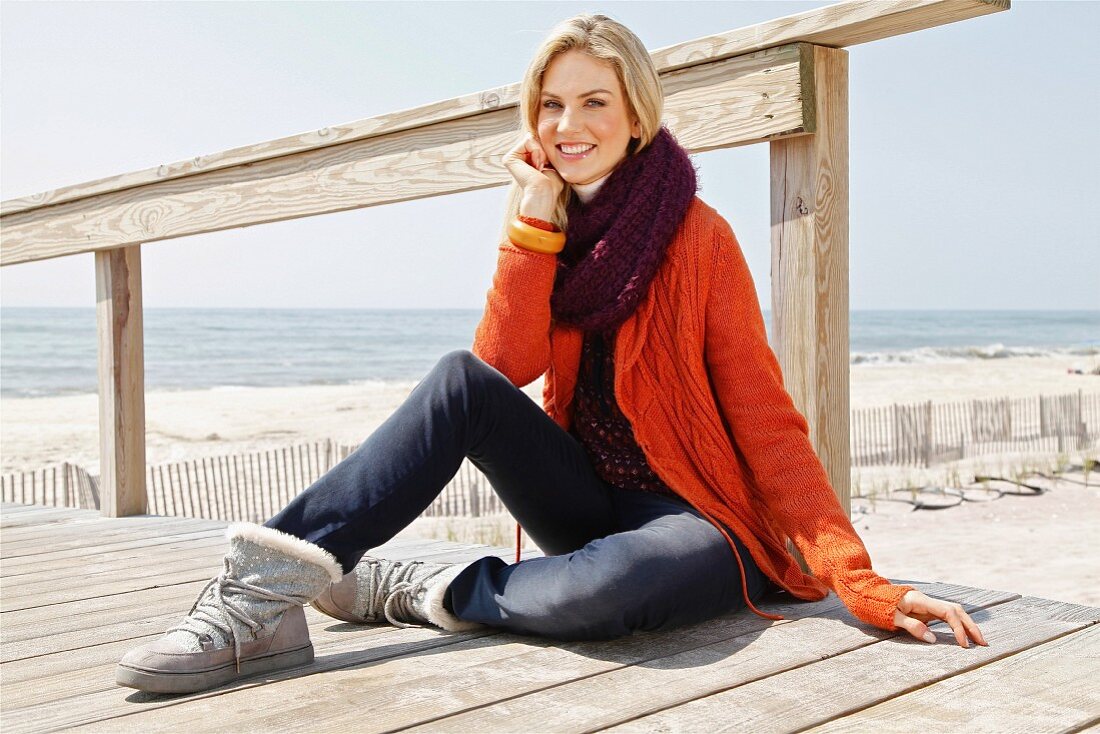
[116,523,343,694]
[312,557,483,632]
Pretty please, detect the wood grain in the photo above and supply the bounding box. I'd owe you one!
[600,596,1099,734]
[2,45,809,265]
[95,245,146,517]
[769,45,850,519]
[802,625,1100,733]
[6,505,1094,734]
[402,586,1014,734]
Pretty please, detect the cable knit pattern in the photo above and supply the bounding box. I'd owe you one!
[472,194,915,633]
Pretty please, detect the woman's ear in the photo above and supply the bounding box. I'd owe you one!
[631,119,642,138]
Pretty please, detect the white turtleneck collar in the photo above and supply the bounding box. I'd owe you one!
[571,170,612,205]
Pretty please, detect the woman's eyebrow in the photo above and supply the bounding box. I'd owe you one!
[541,88,614,99]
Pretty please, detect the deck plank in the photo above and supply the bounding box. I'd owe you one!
[4,602,438,688]
[0,506,102,528]
[596,596,1100,734]
[3,549,233,600]
[71,595,849,733]
[3,564,234,611]
[0,503,55,514]
[2,522,228,559]
[1,515,226,546]
[1,523,221,552]
[3,502,1096,734]
[803,625,1100,733]
[2,541,525,661]
[3,552,524,731]
[1,527,228,567]
[0,506,545,732]
[0,539,490,642]
[1,536,232,584]
[395,585,1016,734]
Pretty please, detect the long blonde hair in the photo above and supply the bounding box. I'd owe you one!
[497,13,665,242]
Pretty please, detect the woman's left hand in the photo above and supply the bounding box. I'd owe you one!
[893,589,989,648]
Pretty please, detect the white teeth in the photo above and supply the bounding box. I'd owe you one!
[560,144,594,154]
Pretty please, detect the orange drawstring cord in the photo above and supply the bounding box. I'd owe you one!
[693,504,786,623]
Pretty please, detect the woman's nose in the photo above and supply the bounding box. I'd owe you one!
[557,106,583,136]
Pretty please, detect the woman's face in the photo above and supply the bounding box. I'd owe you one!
[537,49,642,187]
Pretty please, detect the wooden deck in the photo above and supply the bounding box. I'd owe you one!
[2,501,1098,733]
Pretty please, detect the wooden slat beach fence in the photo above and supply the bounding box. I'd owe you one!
[5,389,1095,517]
[0,462,100,510]
[851,389,1099,468]
[0,439,504,522]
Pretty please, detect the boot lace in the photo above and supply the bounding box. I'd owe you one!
[168,556,302,672]
[359,559,448,629]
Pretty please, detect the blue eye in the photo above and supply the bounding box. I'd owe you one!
[541,99,606,109]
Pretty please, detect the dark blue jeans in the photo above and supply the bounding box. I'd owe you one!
[266,350,770,641]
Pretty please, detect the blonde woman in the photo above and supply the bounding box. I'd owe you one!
[118,12,987,694]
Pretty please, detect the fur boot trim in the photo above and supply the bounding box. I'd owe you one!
[421,564,486,633]
[225,523,344,583]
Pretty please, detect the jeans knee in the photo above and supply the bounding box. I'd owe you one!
[432,349,506,397]
[435,349,492,382]
[437,348,477,370]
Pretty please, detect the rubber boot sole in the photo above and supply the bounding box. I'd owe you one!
[115,643,314,694]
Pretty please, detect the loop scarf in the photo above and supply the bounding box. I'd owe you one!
[550,125,699,333]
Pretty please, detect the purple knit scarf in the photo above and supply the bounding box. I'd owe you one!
[550,125,698,333]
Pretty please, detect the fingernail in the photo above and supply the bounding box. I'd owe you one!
[923,632,936,643]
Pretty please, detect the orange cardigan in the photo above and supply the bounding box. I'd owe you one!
[472,195,914,632]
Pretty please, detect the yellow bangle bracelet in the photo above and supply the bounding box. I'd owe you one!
[507,217,566,255]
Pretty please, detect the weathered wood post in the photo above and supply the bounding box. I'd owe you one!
[770,45,849,573]
[95,245,147,517]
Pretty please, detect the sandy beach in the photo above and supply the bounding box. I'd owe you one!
[3,354,1096,474]
[854,471,1100,608]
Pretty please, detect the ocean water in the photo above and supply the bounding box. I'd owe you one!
[1,307,1097,398]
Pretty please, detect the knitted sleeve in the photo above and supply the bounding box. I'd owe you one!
[471,240,559,388]
[702,217,914,632]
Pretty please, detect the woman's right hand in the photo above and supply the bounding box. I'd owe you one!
[503,133,565,220]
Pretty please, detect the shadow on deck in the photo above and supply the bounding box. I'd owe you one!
[2,501,1098,733]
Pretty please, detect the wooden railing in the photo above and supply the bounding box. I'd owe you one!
[0,0,1011,525]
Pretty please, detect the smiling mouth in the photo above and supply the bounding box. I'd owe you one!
[557,144,596,160]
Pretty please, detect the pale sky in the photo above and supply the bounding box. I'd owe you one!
[2,0,1098,311]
